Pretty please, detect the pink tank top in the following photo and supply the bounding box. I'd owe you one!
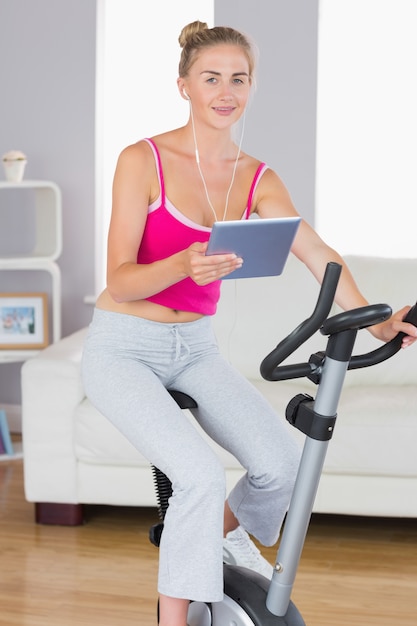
[138,138,268,315]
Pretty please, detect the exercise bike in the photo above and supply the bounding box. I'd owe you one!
[149,261,417,625]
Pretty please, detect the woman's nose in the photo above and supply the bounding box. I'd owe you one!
[219,84,233,99]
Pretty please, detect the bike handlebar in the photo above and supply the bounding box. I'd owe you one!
[260,262,342,381]
[260,261,417,382]
[348,301,417,370]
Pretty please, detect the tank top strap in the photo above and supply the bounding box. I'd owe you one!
[244,163,269,219]
[144,138,165,204]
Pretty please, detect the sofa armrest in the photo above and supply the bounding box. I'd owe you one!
[21,328,88,503]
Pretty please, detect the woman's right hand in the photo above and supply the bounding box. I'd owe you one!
[182,242,243,285]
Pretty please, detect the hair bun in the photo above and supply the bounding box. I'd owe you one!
[178,20,209,48]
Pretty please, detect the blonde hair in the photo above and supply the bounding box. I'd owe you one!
[178,21,256,81]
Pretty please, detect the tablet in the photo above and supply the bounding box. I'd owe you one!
[206,216,301,279]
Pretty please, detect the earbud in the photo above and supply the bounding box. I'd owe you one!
[183,90,190,100]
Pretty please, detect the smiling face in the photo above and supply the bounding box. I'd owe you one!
[179,44,252,128]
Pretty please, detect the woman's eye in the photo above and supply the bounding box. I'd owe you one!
[207,77,217,84]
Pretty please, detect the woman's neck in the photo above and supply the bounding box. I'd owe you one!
[181,122,238,163]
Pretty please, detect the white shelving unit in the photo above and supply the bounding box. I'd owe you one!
[0,180,62,365]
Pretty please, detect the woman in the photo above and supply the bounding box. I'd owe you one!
[82,21,416,626]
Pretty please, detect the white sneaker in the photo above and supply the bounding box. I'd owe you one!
[223,526,274,579]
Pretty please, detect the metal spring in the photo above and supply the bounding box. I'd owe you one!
[151,465,173,520]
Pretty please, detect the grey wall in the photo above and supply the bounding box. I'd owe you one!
[0,0,318,405]
[0,0,96,403]
[215,0,319,223]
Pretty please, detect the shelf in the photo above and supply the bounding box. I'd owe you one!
[0,180,57,190]
[0,180,62,261]
[0,181,62,348]
[0,262,61,343]
[0,257,60,269]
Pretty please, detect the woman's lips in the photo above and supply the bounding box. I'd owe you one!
[212,106,236,115]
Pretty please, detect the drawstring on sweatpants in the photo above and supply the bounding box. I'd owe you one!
[172,326,191,361]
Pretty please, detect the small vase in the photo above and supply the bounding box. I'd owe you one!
[3,159,27,182]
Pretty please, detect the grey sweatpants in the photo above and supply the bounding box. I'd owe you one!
[81,309,300,602]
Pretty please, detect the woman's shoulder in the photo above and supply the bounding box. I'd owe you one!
[119,138,154,158]
[237,152,268,183]
[115,139,158,175]
[247,160,285,188]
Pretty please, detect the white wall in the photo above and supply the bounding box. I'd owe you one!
[316,0,417,257]
[96,0,214,292]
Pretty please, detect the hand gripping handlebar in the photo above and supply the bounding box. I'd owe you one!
[260,261,417,381]
[347,301,417,370]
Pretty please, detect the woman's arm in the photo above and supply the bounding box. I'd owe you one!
[254,169,417,347]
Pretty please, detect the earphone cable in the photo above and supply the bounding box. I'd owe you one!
[190,101,246,222]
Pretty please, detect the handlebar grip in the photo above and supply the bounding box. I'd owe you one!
[348,301,417,370]
[260,262,342,381]
[321,304,392,336]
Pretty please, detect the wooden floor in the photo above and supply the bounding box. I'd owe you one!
[1,456,416,625]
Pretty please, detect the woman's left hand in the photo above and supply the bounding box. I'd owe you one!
[371,305,417,348]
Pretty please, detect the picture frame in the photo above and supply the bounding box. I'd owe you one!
[0,293,48,350]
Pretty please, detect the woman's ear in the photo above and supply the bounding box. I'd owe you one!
[177,78,190,101]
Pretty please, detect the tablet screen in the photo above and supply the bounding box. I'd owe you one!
[206,217,301,279]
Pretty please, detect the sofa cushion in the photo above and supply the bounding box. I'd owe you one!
[213,255,417,387]
[74,375,417,479]
[324,385,417,477]
[255,379,417,477]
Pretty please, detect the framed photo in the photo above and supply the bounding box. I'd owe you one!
[0,293,48,350]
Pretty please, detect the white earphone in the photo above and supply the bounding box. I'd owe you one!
[183,90,190,100]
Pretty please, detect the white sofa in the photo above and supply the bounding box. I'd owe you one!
[21,255,417,524]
